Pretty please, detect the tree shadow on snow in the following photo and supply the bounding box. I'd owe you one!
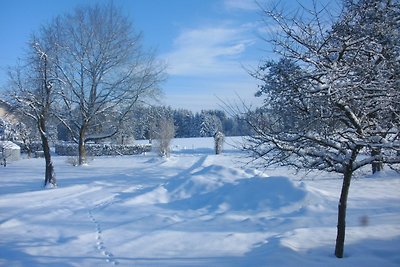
[239,235,400,267]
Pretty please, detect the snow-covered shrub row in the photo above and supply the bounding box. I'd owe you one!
[14,141,43,155]
[55,143,152,156]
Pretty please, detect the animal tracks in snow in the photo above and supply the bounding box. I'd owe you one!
[88,209,119,265]
[85,185,145,265]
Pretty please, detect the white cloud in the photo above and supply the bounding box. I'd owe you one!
[161,17,263,111]
[162,24,256,77]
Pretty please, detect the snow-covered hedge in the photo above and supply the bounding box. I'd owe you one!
[15,141,43,155]
[55,143,152,156]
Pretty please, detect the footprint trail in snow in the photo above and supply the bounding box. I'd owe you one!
[88,209,119,265]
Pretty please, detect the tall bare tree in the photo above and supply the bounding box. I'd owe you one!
[8,35,60,187]
[51,3,165,165]
[248,0,400,258]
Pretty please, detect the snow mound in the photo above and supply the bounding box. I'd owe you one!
[159,164,307,212]
[164,164,253,198]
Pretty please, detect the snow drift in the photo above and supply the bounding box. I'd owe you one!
[162,165,308,212]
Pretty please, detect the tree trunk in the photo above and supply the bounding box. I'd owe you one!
[78,126,87,165]
[334,167,353,258]
[371,148,383,174]
[39,117,56,187]
[214,131,224,155]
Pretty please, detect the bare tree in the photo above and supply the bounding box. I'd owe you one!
[248,0,400,258]
[50,3,165,165]
[8,35,60,187]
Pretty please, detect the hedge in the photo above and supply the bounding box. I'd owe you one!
[55,142,152,156]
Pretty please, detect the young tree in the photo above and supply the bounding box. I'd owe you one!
[8,36,59,187]
[51,3,165,165]
[155,116,175,158]
[248,0,400,258]
[200,112,225,154]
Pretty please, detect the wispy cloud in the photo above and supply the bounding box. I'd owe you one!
[162,24,256,77]
[223,0,259,11]
[161,3,263,110]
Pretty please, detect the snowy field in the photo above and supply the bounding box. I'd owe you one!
[0,137,399,267]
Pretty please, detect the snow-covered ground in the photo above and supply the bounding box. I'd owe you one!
[0,137,399,267]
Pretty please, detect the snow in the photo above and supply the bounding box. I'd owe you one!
[0,137,399,266]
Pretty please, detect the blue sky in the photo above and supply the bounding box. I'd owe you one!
[0,0,272,111]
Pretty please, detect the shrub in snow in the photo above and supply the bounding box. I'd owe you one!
[66,156,79,166]
[155,118,175,158]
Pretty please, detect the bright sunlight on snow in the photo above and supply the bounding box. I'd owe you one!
[0,137,399,266]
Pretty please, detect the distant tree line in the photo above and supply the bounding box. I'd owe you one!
[56,106,250,143]
[1,103,250,144]
[134,106,249,140]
